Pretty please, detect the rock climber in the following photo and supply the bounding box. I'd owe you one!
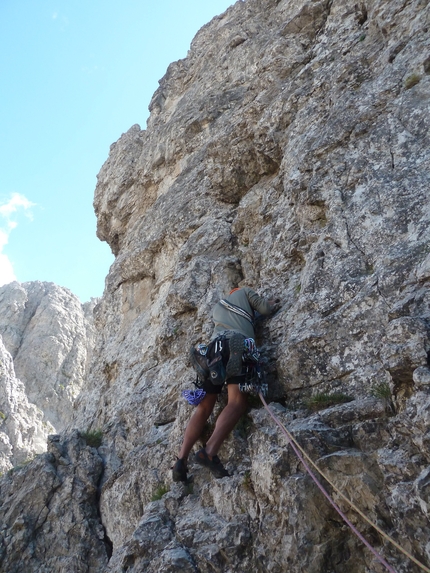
[172,286,279,482]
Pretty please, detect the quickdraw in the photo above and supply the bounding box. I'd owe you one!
[239,343,268,397]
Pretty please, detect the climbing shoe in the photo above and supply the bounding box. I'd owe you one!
[190,346,210,381]
[172,457,188,482]
[194,448,230,478]
[226,333,245,378]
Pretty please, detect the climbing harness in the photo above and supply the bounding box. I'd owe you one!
[207,337,227,384]
[185,337,267,403]
[186,296,256,398]
[258,392,430,573]
[189,335,230,387]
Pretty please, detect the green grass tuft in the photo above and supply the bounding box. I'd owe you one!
[81,429,103,448]
[9,457,35,473]
[184,482,194,496]
[405,73,421,89]
[371,381,395,414]
[305,392,353,411]
[371,381,392,400]
[151,484,170,501]
[242,470,253,492]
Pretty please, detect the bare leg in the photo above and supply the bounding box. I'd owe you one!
[178,393,217,460]
[204,384,248,458]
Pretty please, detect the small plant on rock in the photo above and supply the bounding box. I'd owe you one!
[11,457,35,473]
[371,381,395,414]
[242,470,254,493]
[404,73,421,89]
[184,482,194,496]
[81,429,103,448]
[305,392,353,412]
[371,381,391,400]
[151,484,170,501]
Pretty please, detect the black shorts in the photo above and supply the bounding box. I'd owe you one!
[201,374,245,395]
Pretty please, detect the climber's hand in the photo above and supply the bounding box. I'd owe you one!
[268,298,281,312]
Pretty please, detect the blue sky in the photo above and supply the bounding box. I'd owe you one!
[0,0,235,302]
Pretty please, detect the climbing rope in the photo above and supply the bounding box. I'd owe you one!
[259,392,430,573]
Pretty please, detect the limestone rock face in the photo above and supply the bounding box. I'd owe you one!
[0,431,110,572]
[0,339,52,474]
[0,281,97,431]
[1,0,430,572]
[86,0,430,569]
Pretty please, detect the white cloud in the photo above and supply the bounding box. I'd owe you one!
[0,193,35,288]
[0,193,33,219]
[0,253,16,286]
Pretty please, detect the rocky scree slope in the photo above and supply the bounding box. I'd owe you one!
[1,0,430,572]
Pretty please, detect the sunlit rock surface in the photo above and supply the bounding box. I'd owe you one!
[1,0,429,571]
[0,281,97,432]
[0,338,52,474]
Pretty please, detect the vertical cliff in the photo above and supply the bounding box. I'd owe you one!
[0,281,96,473]
[0,281,97,432]
[0,338,51,474]
[1,0,429,571]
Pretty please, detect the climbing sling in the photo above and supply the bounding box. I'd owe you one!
[219,299,254,325]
